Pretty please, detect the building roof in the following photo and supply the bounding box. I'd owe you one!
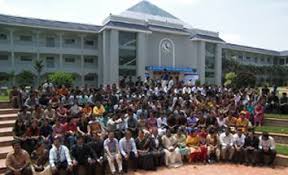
[224,43,280,56]
[0,14,102,32]
[191,34,225,42]
[104,21,150,32]
[127,0,178,19]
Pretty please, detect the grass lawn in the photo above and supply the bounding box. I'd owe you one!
[265,113,288,119]
[255,126,288,134]
[0,95,9,102]
[276,144,288,156]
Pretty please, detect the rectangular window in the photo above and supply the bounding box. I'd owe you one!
[85,40,94,46]
[46,57,55,68]
[84,57,94,63]
[20,56,32,62]
[46,37,55,47]
[64,38,76,45]
[84,75,95,81]
[267,58,271,63]
[0,33,7,40]
[254,57,258,63]
[279,59,285,65]
[238,55,243,60]
[65,57,75,63]
[19,35,32,42]
[0,54,9,61]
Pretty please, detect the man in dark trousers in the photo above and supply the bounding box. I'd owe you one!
[71,135,94,175]
[87,132,106,175]
[244,129,259,165]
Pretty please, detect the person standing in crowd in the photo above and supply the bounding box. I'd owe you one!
[161,129,182,168]
[280,92,288,114]
[254,103,265,126]
[119,130,138,173]
[244,129,259,166]
[219,128,235,162]
[49,136,72,175]
[258,132,277,166]
[104,132,123,175]
[5,140,33,175]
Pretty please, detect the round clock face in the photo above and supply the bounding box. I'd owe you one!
[161,40,172,53]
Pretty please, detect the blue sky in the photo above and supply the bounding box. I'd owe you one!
[0,0,287,51]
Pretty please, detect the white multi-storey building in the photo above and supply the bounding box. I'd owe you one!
[0,1,287,87]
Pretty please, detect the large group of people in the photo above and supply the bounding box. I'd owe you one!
[6,74,281,175]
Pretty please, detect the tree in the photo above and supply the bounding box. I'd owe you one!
[33,59,44,87]
[224,72,237,87]
[16,70,35,87]
[48,72,75,87]
[235,72,256,88]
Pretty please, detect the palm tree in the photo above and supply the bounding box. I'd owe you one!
[33,59,44,87]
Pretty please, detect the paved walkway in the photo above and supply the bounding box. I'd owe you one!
[127,164,288,175]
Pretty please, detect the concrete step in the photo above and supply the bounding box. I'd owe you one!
[274,154,288,166]
[0,158,6,174]
[0,120,14,128]
[255,131,288,144]
[0,136,13,147]
[0,146,12,160]
[264,118,288,127]
[0,109,18,115]
[0,102,11,109]
[0,128,13,137]
[0,114,17,121]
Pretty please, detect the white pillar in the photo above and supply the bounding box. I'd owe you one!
[215,44,222,85]
[198,41,206,84]
[58,33,63,69]
[35,31,40,60]
[136,33,146,80]
[9,29,15,70]
[81,55,84,87]
[109,30,119,84]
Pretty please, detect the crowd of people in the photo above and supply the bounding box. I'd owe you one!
[6,75,283,175]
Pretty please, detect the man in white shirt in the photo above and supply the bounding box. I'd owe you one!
[49,136,72,175]
[233,129,245,163]
[104,132,123,175]
[219,128,235,162]
[258,132,277,166]
[119,130,138,173]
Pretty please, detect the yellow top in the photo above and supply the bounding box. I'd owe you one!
[93,105,105,116]
[186,135,200,147]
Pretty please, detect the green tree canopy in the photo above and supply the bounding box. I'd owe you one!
[48,72,75,87]
[16,70,35,87]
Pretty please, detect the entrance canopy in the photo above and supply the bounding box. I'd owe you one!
[145,66,197,74]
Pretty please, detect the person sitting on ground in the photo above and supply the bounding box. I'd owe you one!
[135,129,156,170]
[233,128,245,164]
[244,129,259,166]
[31,142,50,175]
[104,131,123,175]
[81,103,92,118]
[5,140,33,175]
[219,128,235,162]
[93,101,105,117]
[236,112,249,132]
[49,136,72,175]
[71,135,95,175]
[87,132,106,175]
[43,105,56,124]
[119,130,138,173]
[206,128,220,163]
[161,129,182,168]
[56,104,68,123]
[258,132,277,166]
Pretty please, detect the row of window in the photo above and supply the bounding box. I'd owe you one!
[0,54,97,68]
[0,32,97,47]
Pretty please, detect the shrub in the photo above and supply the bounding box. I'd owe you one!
[16,70,35,87]
[48,72,75,87]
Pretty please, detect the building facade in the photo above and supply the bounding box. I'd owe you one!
[0,1,287,87]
